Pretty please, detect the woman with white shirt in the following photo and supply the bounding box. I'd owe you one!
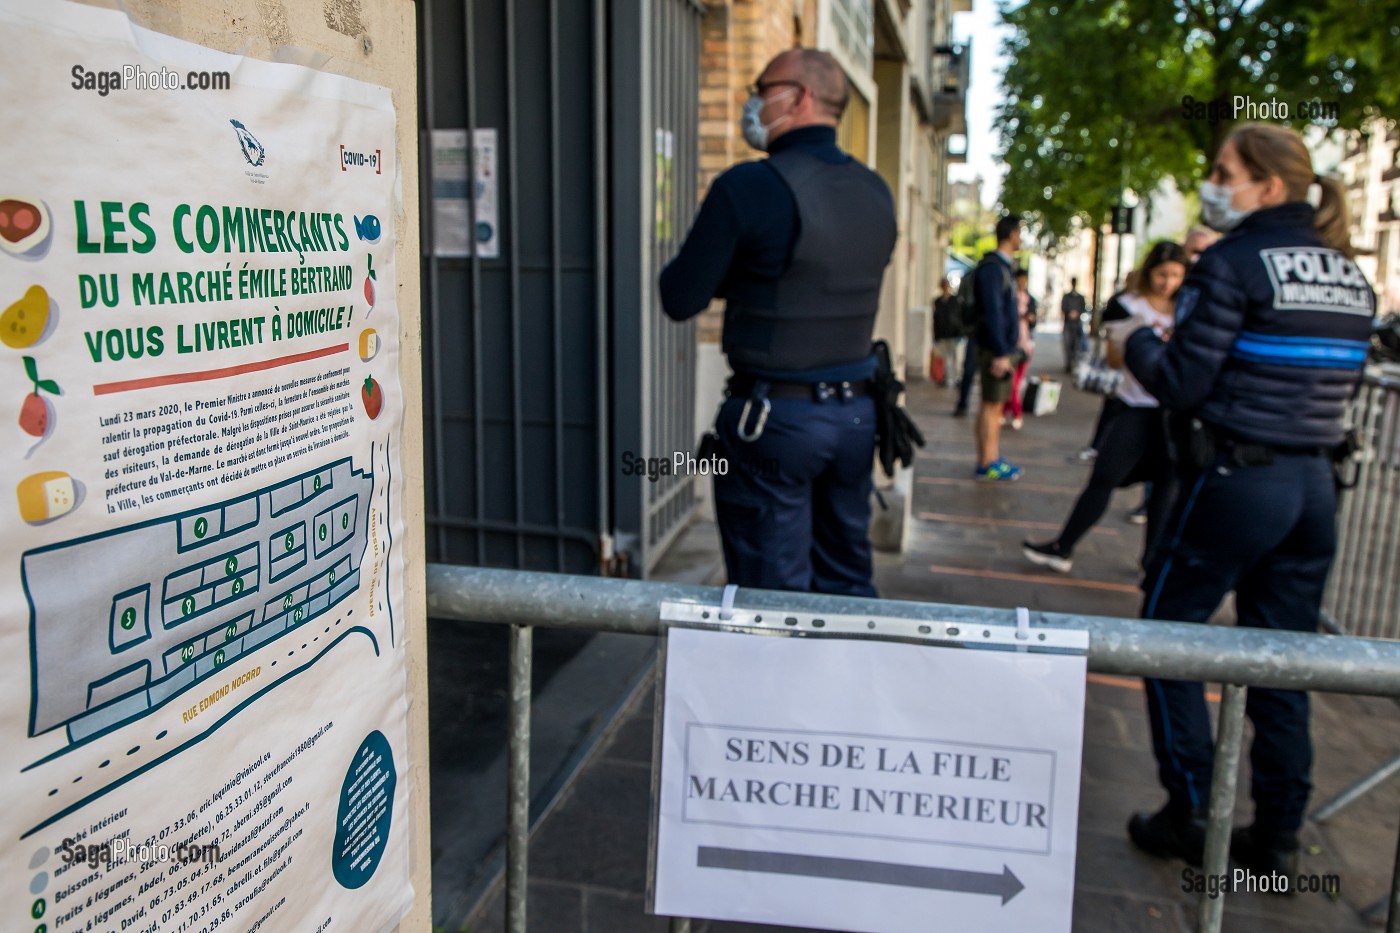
[1023,241,1189,573]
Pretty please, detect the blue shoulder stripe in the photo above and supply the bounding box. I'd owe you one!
[1232,337,1367,368]
[1237,330,1370,350]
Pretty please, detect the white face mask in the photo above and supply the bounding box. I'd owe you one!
[741,88,796,152]
[1199,179,1260,233]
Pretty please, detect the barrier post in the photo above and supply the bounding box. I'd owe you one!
[507,624,533,933]
[1197,683,1247,933]
[1387,816,1400,933]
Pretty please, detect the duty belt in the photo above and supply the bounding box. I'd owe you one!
[725,374,872,443]
[725,374,872,401]
[1220,437,1328,467]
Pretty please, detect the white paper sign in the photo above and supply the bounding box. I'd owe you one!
[0,2,413,931]
[655,627,1086,933]
[431,128,498,258]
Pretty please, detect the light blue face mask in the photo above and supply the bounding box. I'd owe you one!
[1199,179,1260,232]
[740,89,796,152]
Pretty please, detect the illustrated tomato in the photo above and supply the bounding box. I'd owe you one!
[18,356,59,441]
[362,375,383,420]
[19,392,50,436]
[363,253,377,308]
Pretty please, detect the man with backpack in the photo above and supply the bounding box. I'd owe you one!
[963,214,1025,481]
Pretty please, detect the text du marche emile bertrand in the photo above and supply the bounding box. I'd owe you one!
[73,200,358,363]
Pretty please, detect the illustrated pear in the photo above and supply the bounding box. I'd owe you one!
[2,285,51,349]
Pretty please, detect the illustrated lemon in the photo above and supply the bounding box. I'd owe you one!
[2,285,50,349]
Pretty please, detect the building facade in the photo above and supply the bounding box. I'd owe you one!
[1338,119,1400,316]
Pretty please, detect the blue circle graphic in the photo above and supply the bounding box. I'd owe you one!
[332,730,396,889]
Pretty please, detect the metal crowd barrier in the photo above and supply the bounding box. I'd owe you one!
[1308,370,1400,923]
[427,565,1400,933]
[1326,369,1400,639]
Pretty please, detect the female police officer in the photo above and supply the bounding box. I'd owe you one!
[1110,123,1375,876]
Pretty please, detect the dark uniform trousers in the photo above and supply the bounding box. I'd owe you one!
[1141,450,1336,832]
[713,393,877,597]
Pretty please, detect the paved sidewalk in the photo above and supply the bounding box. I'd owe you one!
[465,338,1400,932]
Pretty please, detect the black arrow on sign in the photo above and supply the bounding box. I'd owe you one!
[696,846,1025,905]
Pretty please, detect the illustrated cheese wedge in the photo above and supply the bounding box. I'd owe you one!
[17,471,76,523]
[358,328,379,362]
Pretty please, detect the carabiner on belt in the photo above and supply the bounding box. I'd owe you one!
[736,381,771,442]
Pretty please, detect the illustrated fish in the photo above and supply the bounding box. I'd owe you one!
[354,214,382,242]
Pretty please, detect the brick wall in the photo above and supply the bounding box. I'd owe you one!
[694,0,809,342]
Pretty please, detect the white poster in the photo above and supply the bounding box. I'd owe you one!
[655,627,1086,933]
[431,128,498,259]
[0,2,413,931]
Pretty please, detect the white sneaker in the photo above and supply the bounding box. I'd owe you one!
[1023,541,1073,573]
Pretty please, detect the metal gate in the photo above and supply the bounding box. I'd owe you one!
[1326,371,1400,637]
[610,0,704,577]
[417,0,701,576]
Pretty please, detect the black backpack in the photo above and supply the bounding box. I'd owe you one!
[955,255,1012,338]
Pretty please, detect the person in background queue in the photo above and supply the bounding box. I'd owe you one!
[1061,276,1088,373]
[971,215,1025,481]
[932,276,963,387]
[1004,268,1038,431]
[658,48,897,596]
[1109,123,1375,876]
[1023,242,1188,574]
[1183,225,1219,266]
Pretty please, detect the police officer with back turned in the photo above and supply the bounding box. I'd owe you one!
[1109,123,1375,877]
[658,48,897,597]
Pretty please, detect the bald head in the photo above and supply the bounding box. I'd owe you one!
[761,48,850,124]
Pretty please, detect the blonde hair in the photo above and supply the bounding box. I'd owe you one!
[1228,123,1356,258]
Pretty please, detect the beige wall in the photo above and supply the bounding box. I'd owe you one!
[70,1,431,930]
[874,58,911,376]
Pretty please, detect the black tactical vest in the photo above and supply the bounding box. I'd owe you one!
[722,148,896,373]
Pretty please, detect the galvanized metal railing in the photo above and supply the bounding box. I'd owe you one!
[1308,369,1400,923]
[1326,370,1400,640]
[427,565,1400,933]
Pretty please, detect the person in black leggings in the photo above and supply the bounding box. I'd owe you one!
[1023,242,1189,573]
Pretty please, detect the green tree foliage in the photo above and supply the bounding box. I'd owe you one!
[951,221,997,259]
[997,0,1395,237]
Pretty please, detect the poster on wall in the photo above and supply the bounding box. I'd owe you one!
[431,128,498,259]
[0,2,414,931]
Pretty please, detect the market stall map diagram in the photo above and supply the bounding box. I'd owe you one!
[23,457,372,747]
